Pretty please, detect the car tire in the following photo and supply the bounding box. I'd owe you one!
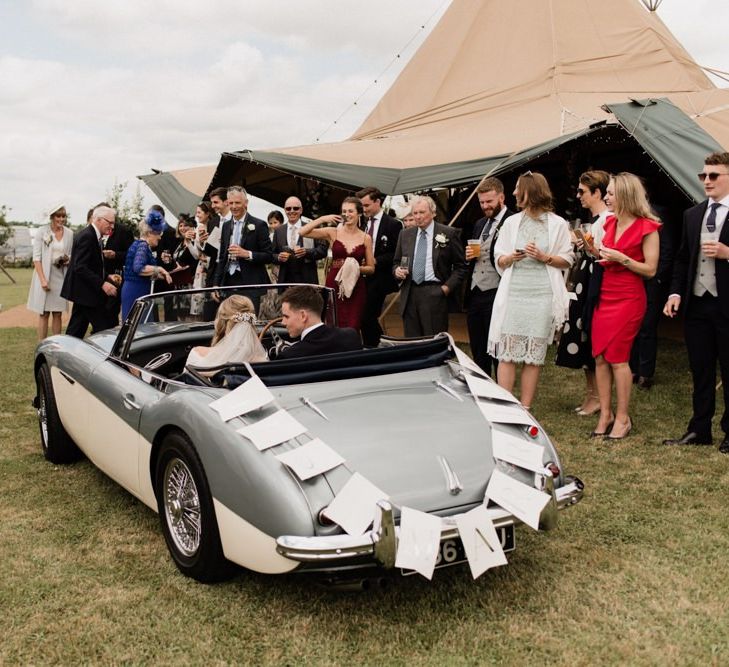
[155,431,237,583]
[36,363,81,464]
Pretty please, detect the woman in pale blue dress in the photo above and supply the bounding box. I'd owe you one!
[487,172,574,409]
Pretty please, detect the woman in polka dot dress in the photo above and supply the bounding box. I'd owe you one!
[555,170,610,415]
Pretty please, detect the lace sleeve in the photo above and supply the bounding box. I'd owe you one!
[131,241,152,276]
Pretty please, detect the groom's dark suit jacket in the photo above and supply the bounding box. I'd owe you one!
[277,324,362,359]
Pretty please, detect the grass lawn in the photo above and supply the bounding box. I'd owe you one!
[1,325,728,664]
[0,266,33,311]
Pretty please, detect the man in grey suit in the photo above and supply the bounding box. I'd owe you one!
[272,196,328,284]
[393,195,467,337]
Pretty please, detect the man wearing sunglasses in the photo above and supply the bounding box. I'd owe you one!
[663,152,729,453]
[271,196,327,285]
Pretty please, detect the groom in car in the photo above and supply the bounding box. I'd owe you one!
[278,286,361,359]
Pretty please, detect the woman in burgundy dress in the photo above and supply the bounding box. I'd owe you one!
[591,173,661,439]
[299,196,375,330]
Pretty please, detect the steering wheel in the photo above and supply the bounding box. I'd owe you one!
[258,317,284,342]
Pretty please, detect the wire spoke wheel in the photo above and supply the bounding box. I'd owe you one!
[163,457,202,557]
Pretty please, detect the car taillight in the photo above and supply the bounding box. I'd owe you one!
[546,462,560,477]
[526,425,539,438]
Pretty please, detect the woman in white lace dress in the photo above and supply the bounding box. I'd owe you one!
[186,295,267,371]
[487,172,574,409]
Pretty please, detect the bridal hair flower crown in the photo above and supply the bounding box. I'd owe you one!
[233,312,257,324]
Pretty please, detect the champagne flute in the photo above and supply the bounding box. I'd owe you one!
[399,256,410,276]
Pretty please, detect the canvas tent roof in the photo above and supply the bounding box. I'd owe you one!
[141,0,729,213]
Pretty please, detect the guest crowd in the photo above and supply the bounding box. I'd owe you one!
[31,151,729,451]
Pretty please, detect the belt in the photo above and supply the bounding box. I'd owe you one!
[413,280,441,286]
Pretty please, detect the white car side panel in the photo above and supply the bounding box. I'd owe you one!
[51,366,90,449]
[213,498,299,574]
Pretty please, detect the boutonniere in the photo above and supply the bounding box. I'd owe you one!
[435,233,448,247]
[379,235,388,246]
[43,233,52,247]
[246,223,255,232]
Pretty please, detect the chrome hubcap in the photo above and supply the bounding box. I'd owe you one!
[163,457,201,557]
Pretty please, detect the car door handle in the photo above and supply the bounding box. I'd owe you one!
[123,394,141,410]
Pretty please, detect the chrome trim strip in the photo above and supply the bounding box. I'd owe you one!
[437,455,463,495]
[433,380,464,401]
[300,396,329,421]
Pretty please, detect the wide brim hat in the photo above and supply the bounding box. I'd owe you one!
[43,202,66,221]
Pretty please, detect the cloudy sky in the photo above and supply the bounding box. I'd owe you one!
[1,0,728,224]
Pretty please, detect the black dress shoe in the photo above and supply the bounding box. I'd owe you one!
[662,432,713,446]
[636,376,654,390]
[719,438,729,454]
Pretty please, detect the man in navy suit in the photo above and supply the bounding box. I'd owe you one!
[61,205,119,338]
[278,286,361,359]
[212,186,273,289]
[663,152,729,452]
[356,186,403,347]
[272,196,327,284]
[465,177,514,376]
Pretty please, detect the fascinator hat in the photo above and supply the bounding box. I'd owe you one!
[42,202,67,221]
[145,209,166,234]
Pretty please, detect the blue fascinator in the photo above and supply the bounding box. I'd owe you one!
[145,210,166,234]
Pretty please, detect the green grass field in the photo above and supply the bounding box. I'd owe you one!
[0,266,33,311]
[1,295,728,663]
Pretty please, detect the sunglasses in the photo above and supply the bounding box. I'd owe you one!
[698,171,728,182]
[576,188,586,196]
[285,206,302,211]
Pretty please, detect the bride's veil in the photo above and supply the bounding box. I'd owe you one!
[189,314,268,369]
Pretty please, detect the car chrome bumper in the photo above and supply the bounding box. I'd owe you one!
[276,476,584,568]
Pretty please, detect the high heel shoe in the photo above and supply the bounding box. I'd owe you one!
[606,418,633,440]
[577,404,601,416]
[590,420,614,438]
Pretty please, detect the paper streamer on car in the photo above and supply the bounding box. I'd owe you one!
[274,438,345,481]
[485,469,551,531]
[454,505,508,579]
[208,375,274,422]
[394,507,442,580]
[476,399,538,427]
[322,472,390,536]
[464,373,520,404]
[490,431,545,472]
[236,409,307,451]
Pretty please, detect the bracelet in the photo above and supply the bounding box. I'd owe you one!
[545,256,553,265]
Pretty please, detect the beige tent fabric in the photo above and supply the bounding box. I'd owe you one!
[169,165,216,195]
[266,0,728,168]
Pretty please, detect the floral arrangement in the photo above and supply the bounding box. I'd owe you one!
[435,233,449,247]
[232,312,257,324]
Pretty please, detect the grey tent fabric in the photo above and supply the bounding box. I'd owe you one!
[603,98,725,202]
[138,171,202,218]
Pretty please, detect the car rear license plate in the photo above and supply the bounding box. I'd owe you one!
[401,524,514,576]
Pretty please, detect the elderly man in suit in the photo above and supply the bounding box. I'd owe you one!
[663,151,729,453]
[465,177,514,376]
[393,195,467,337]
[272,196,327,284]
[356,186,403,347]
[61,205,119,338]
[101,215,134,328]
[213,186,273,300]
[278,286,361,359]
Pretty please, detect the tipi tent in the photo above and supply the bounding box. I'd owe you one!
[142,0,729,216]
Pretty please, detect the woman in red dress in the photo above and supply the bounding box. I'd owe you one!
[591,173,661,439]
[299,196,375,331]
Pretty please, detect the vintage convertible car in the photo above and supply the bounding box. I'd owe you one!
[33,285,583,585]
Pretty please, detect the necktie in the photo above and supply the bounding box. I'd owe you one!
[368,217,376,238]
[412,229,427,284]
[289,224,297,248]
[706,202,721,232]
[481,218,493,241]
[229,219,241,274]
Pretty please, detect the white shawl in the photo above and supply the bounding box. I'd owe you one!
[335,256,361,299]
[487,212,575,357]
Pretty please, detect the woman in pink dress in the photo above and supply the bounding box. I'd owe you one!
[591,173,661,439]
[299,196,375,330]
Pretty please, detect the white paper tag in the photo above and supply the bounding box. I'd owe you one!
[465,373,520,403]
[208,375,274,422]
[491,431,545,472]
[454,346,490,378]
[477,400,537,426]
[455,505,508,579]
[394,507,442,580]
[322,472,390,536]
[274,438,345,481]
[485,469,551,531]
[236,409,307,451]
